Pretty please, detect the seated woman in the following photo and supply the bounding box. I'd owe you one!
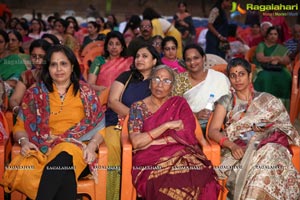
[88,31,133,93]
[172,43,230,133]
[12,45,105,199]
[9,39,51,115]
[208,58,300,200]
[105,44,161,199]
[161,36,186,73]
[81,21,105,50]
[129,65,220,199]
[0,30,31,96]
[253,26,291,110]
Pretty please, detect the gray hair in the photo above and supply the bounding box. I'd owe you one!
[150,64,176,85]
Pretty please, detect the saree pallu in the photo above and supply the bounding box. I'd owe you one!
[130,96,220,199]
[95,57,133,88]
[216,92,300,200]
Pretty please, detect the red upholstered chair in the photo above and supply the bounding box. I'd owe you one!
[10,129,108,200]
[120,115,226,200]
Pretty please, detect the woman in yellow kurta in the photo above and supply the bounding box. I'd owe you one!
[13,45,105,200]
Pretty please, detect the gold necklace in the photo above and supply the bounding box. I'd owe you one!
[50,93,66,115]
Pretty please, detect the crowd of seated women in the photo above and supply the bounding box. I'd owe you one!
[0,4,299,200]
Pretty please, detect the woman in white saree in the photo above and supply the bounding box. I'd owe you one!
[172,43,230,132]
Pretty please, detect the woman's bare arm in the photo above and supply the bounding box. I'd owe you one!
[107,80,130,117]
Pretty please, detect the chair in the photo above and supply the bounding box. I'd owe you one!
[0,111,11,200]
[205,112,300,199]
[245,46,257,63]
[204,54,227,69]
[81,41,104,58]
[10,128,108,200]
[290,60,300,124]
[82,47,104,80]
[120,115,225,200]
[211,64,227,75]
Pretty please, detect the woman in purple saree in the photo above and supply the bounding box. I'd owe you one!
[129,65,220,199]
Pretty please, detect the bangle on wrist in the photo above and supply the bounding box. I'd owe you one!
[89,138,98,146]
[12,106,19,114]
[146,131,154,140]
[217,34,221,39]
[18,136,28,145]
[219,136,229,147]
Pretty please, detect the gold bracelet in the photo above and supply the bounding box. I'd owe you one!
[89,138,98,146]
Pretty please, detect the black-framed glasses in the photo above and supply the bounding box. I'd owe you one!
[164,46,176,51]
[151,77,172,86]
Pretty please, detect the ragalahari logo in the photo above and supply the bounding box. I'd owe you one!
[230,2,247,18]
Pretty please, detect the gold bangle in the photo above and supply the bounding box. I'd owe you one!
[89,138,98,146]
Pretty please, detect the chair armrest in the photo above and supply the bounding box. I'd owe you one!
[96,142,107,199]
[121,132,136,200]
[291,145,300,172]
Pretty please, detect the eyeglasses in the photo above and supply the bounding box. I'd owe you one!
[164,46,176,51]
[140,25,152,29]
[151,77,172,86]
[229,71,247,79]
[152,42,161,47]
[31,54,45,60]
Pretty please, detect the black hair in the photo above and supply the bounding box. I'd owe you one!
[265,26,278,37]
[103,31,127,58]
[228,24,237,37]
[123,15,141,34]
[54,18,67,29]
[131,44,162,80]
[8,30,24,53]
[162,36,178,49]
[0,29,9,43]
[88,21,100,32]
[183,43,205,60]
[226,57,251,74]
[142,7,161,20]
[29,39,51,54]
[177,0,188,12]
[65,16,79,31]
[42,45,81,96]
[41,33,60,45]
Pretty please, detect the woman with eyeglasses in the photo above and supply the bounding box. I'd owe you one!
[105,44,161,199]
[129,65,220,199]
[9,39,51,115]
[172,43,230,133]
[208,58,300,199]
[161,36,186,73]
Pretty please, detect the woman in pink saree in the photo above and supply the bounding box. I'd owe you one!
[129,65,220,199]
[209,58,300,200]
[88,31,133,93]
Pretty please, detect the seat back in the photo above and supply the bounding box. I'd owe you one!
[245,46,257,63]
[99,87,110,111]
[211,64,227,75]
[290,60,300,124]
[81,41,104,57]
[204,54,227,69]
[82,47,104,80]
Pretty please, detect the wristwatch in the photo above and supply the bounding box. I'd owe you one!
[18,137,28,145]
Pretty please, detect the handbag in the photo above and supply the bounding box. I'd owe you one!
[1,150,47,199]
[114,73,133,130]
[219,40,230,52]
[260,62,283,71]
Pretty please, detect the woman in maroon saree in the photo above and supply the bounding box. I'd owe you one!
[129,65,220,199]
